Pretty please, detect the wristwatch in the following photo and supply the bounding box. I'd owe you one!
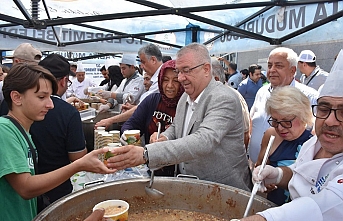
[143,146,149,165]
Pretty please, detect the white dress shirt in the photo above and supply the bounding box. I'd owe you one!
[179,91,204,174]
[138,65,162,104]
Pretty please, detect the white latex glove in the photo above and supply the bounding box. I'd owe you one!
[97,91,111,99]
[252,165,283,192]
[89,96,100,102]
[120,133,128,146]
[98,104,110,113]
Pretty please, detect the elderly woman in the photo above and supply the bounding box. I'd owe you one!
[121,60,184,176]
[255,86,314,206]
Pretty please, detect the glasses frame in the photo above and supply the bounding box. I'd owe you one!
[57,76,72,87]
[312,105,343,122]
[67,78,72,87]
[267,116,297,129]
[174,63,205,75]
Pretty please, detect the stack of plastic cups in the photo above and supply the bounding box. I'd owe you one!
[109,130,121,144]
[94,127,106,150]
[97,133,111,162]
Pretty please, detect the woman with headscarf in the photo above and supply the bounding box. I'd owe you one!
[121,60,184,176]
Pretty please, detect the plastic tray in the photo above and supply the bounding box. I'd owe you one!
[79,108,96,121]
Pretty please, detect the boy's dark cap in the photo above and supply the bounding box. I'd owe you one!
[39,54,73,78]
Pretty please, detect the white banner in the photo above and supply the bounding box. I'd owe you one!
[207,2,343,54]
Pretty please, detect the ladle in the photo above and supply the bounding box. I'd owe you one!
[243,135,275,217]
[145,122,165,199]
[145,170,164,199]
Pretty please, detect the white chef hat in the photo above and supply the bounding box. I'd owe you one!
[76,61,85,72]
[319,49,343,99]
[105,58,120,70]
[120,54,137,66]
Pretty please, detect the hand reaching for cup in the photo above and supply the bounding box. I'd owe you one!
[95,118,113,130]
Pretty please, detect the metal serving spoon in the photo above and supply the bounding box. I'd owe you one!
[145,170,164,199]
[243,135,275,217]
[145,122,165,199]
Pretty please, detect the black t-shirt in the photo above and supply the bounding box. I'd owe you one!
[0,99,8,116]
[30,96,86,202]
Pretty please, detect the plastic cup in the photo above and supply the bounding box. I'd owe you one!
[123,130,141,146]
[93,199,129,221]
[109,130,120,143]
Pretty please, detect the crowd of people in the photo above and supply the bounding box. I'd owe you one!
[0,41,342,221]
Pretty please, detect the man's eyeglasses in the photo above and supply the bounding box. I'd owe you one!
[267,116,297,128]
[174,63,205,75]
[312,105,343,122]
[67,79,72,87]
[58,77,72,87]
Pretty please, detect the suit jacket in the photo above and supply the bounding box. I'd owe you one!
[147,78,252,191]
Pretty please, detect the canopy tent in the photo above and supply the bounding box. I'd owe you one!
[0,0,342,60]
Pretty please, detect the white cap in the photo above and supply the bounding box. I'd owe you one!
[105,58,120,70]
[76,61,85,72]
[298,50,316,63]
[319,49,343,99]
[120,54,137,66]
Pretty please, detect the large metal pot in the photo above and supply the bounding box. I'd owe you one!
[34,177,275,220]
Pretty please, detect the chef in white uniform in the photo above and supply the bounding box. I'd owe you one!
[233,49,343,221]
[67,61,96,99]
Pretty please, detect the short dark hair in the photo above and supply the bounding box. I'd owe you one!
[240,69,249,78]
[162,55,172,63]
[100,65,106,72]
[228,63,237,71]
[249,64,262,75]
[305,62,316,67]
[3,63,57,110]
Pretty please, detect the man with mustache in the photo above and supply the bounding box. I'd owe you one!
[234,49,343,221]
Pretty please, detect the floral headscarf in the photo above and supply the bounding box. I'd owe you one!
[158,60,184,108]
